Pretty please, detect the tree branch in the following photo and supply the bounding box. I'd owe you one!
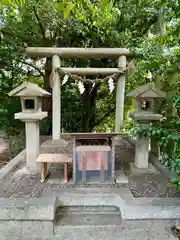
[19,60,44,77]
[33,6,46,40]
[94,107,115,127]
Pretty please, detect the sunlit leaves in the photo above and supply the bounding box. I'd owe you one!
[0,0,25,8]
[55,0,119,40]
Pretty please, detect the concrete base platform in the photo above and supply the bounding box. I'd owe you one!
[0,193,179,239]
[129,162,159,175]
[41,187,180,219]
[47,167,127,185]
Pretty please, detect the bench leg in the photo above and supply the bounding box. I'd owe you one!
[100,159,104,182]
[40,163,45,183]
[64,163,68,184]
[82,155,86,182]
[40,163,48,183]
[44,162,48,178]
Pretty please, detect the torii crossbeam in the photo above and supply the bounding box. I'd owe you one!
[26,47,130,140]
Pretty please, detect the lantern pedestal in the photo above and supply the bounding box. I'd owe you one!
[8,82,51,171]
[126,83,166,174]
[15,112,48,169]
[135,135,149,168]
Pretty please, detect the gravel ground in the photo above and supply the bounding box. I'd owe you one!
[0,136,179,198]
[128,173,180,198]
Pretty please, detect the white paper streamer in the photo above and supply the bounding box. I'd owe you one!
[62,74,69,85]
[78,81,85,94]
[108,77,114,93]
[147,70,152,81]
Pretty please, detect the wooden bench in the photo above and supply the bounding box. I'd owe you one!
[36,154,72,183]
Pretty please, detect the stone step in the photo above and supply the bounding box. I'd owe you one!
[54,205,122,233]
[57,205,120,213]
[55,212,122,228]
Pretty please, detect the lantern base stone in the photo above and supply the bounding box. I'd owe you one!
[129,162,158,175]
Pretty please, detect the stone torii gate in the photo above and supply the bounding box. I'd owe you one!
[26,47,130,140]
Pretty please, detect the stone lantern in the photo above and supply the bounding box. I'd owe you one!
[8,81,51,169]
[127,83,166,173]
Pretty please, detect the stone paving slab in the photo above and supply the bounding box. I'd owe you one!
[0,197,56,220]
[54,220,177,240]
[56,194,124,207]
[126,197,180,206]
[0,221,54,239]
[42,187,133,196]
[123,205,180,220]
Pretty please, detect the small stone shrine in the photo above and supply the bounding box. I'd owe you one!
[127,83,166,173]
[8,81,51,169]
[65,133,118,183]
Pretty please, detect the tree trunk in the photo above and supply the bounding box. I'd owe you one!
[80,82,98,132]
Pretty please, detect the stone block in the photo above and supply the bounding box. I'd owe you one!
[0,197,56,220]
[115,170,128,184]
[0,150,25,181]
[129,162,159,175]
[0,221,22,236]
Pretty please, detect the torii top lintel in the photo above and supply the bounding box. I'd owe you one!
[26,47,130,59]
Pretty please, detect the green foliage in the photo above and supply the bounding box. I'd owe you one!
[137,96,179,170]
[171,178,180,192]
[137,96,180,191]
[0,0,179,160]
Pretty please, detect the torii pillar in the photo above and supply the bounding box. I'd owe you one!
[52,55,61,140]
[115,55,127,132]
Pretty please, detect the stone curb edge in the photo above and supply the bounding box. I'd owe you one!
[0,149,26,181]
